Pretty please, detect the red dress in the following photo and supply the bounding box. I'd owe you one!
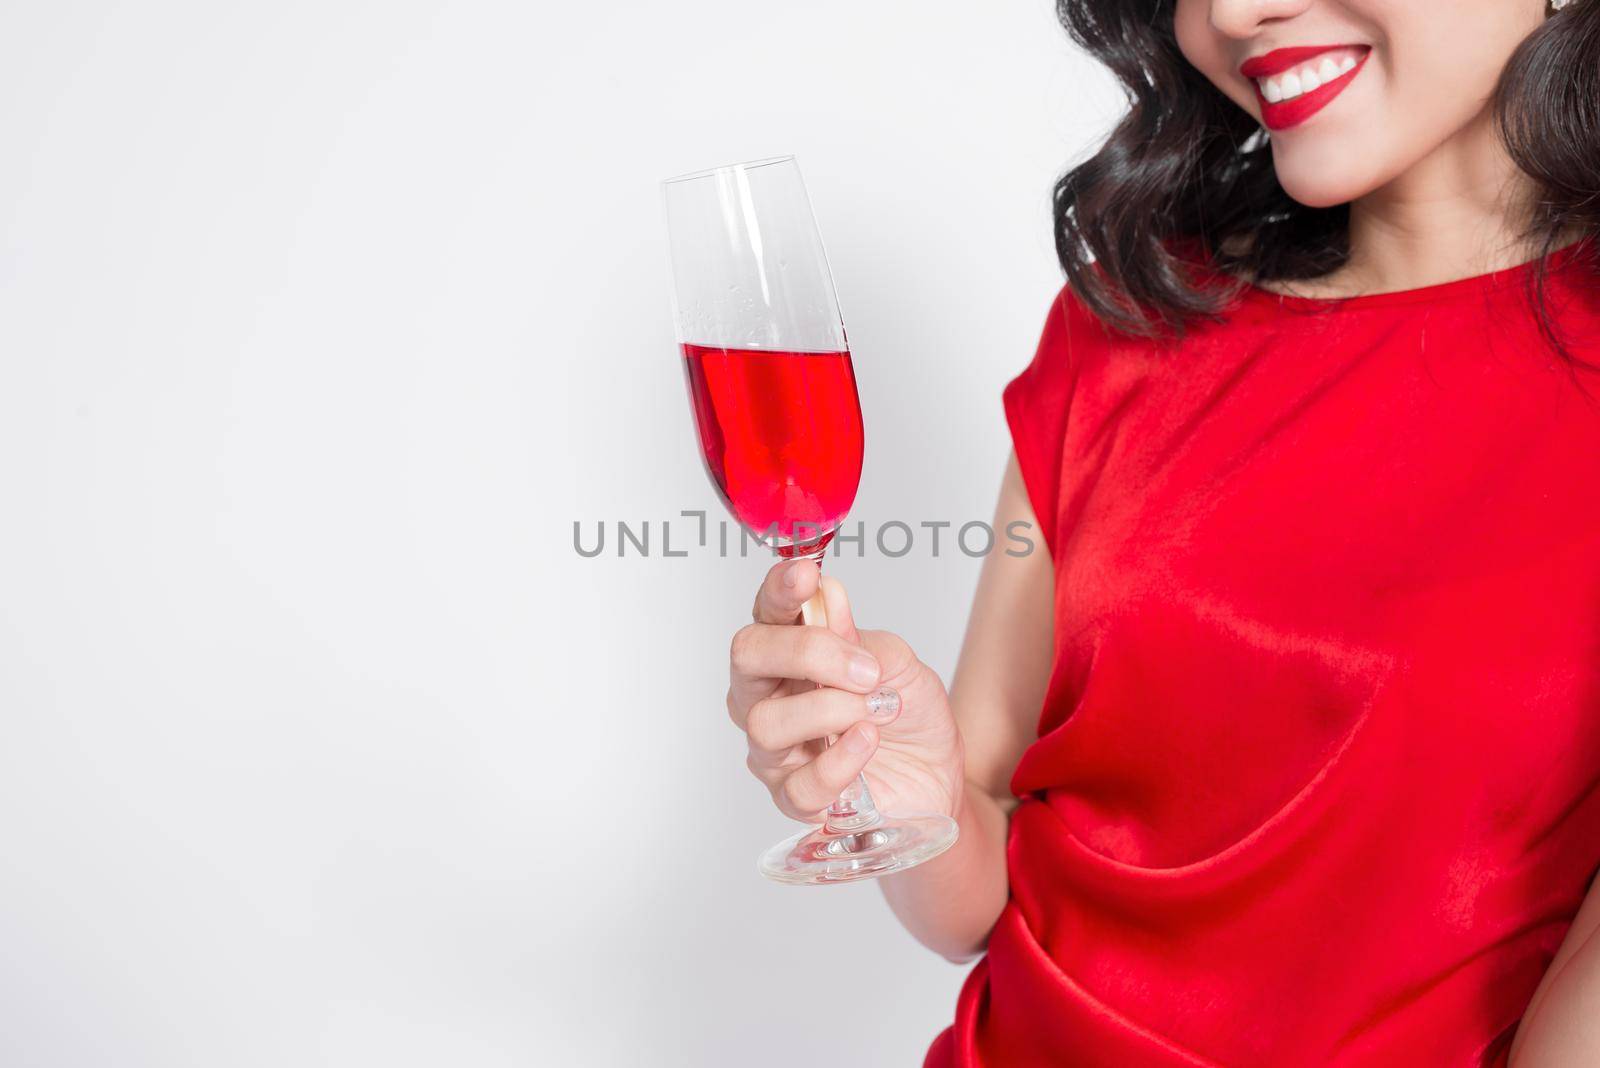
[926,241,1600,1067]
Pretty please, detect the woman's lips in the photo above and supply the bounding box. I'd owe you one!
[1240,45,1371,131]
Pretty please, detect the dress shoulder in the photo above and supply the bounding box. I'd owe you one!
[1002,281,1108,557]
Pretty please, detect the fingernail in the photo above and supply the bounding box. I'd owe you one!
[865,687,901,721]
[843,724,874,754]
[847,652,880,688]
[782,562,800,588]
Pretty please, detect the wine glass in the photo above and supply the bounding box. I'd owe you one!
[662,155,959,884]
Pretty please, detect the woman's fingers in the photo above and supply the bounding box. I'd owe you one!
[728,621,882,720]
[776,722,880,819]
[746,685,902,756]
[735,560,890,820]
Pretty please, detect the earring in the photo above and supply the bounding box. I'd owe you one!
[1551,0,1572,9]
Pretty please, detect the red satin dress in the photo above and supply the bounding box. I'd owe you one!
[926,240,1600,1067]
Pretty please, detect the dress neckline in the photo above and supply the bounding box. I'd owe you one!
[1234,235,1594,312]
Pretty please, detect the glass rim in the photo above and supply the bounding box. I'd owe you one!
[660,154,797,186]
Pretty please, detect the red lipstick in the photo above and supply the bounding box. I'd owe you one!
[1240,45,1371,131]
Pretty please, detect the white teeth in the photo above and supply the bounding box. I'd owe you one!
[1256,52,1362,103]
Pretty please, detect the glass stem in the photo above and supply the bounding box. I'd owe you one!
[798,554,883,835]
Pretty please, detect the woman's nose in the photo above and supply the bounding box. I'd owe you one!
[1206,0,1315,39]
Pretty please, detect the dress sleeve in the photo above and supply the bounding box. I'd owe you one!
[1002,282,1086,559]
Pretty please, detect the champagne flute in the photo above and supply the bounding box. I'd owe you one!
[662,155,959,884]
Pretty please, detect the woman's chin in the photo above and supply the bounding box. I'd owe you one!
[1271,155,1387,210]
[1268,104,1402,210]
[1276,179,1362,210]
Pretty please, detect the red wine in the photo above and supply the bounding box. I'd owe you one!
[682,343,864,556]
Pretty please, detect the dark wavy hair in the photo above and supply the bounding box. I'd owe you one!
[1052,0,1600,372]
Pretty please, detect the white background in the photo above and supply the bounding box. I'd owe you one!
[0,2,1117,1064]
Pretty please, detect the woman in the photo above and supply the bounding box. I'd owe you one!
[725,1,1600,1064]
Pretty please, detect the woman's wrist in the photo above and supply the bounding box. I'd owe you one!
[876,768,1014,963]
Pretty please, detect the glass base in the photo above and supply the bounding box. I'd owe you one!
[757,812,959,885]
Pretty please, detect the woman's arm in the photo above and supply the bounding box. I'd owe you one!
[1508,869,1600,1066]
[877,453,1056,962]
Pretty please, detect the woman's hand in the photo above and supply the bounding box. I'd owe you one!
[727,558,965,823]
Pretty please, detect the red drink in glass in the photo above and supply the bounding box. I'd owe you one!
[681,343,863,556]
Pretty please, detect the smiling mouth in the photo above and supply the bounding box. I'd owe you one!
[1239,44,1372,131]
